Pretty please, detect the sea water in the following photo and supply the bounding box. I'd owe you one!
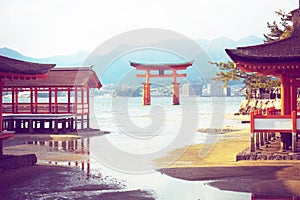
[6,96,251,199]
[85,96,251,199]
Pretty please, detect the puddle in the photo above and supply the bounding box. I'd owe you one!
[21,136,251,199]
[18,136,300,199]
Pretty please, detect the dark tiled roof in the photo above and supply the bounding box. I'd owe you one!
[4,66,102,89]
[0,55,55,75]
[226,9,300,63]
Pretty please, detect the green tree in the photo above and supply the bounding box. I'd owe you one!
[264,10,292,43]
[212,10,292,100]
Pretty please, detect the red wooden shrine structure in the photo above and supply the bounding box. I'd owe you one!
[226,8,300,152]
[2,66,102,133]
[130,61,193,105]
[0,55,55,154]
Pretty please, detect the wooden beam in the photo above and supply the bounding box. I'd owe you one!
[136,73,187,78]
[0,83,2,132]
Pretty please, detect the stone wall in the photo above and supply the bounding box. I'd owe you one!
[0,154,37,172]
[236,99,281,115]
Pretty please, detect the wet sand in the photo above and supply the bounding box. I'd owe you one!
[1,131,155,200]
[156,123,300,197]
[0,165,155,199]
[3,118,300,198]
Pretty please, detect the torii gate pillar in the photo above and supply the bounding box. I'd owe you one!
[143,83,151,105]
[172,82,180,105]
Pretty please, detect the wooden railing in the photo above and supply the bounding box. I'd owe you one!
[2,103,88,114]
[250,107,299,152]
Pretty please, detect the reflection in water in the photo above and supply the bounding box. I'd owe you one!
[25,138,300,200]
[25,138,92,178]
[23,136,251,199]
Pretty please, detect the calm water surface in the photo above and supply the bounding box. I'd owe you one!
[10,96,251,199]
[84,96,250,199]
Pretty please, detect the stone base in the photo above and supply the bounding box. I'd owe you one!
[236,149,300,161]
[0,154,37,171]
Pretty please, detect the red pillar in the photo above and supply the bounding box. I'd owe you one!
[0,84,3,132]
[67,88,71,113]
[15,88,18,113]
[172,82,180,105]
[143,83,151,105]
[290,78,297,113]
[34,88,38,113]
[143,70,151,105]
[49,88,52,113]
[75,88,78,114]
[87,88,90,128]
[291,79,298,152]
[281,76,291,115]
[30,88,34,113]
[12,88,15,113]
[54,88,58,113]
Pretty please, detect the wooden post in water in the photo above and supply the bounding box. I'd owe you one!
[250,111,255,152]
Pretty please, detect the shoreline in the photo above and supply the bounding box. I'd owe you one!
[3,117,300,198]
[155,122,300,197]
[1,130,155,199]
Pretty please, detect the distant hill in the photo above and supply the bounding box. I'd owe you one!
[0,35,263,85]
[0,47,89,66]
[196,35,263,62]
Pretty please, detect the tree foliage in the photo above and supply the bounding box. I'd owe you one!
[211,61,280,99]
[212,10,292,99]
[264,10,293,43]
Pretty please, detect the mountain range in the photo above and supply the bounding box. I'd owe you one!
[0,36,263,85]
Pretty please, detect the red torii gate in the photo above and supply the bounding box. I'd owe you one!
[130,61,193,105]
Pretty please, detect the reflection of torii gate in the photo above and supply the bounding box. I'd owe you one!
[130,61,193,105]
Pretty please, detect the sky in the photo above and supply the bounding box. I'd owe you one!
[0,0,298,58]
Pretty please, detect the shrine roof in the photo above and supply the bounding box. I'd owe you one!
[3,66,102,89]
[0,55,55,75]
[226,9,300,64]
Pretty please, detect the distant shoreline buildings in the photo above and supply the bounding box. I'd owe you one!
[95,83,245,98]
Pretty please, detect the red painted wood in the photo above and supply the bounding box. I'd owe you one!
[34,88,38,113]
[0,72,47,80]
[54,88,58,113]
[0,84,3,132]
[15,88,18,113]
[81,88,84,115]
[30,88,34,113]
[136,73,187,78]
[49,88,52,113]
[281,76,291,115]
[75,88,78,114]
[172,82,180,105]
[0,133,14,139]
[291,78,298,113]
[67,88,71,113]
[253,115,291,119]
[87,88,90,114]
[292,111,297,133]
[250,111,254,133]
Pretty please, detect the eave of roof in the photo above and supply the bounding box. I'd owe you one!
[3,66,102,89]
[0,55,56,75]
